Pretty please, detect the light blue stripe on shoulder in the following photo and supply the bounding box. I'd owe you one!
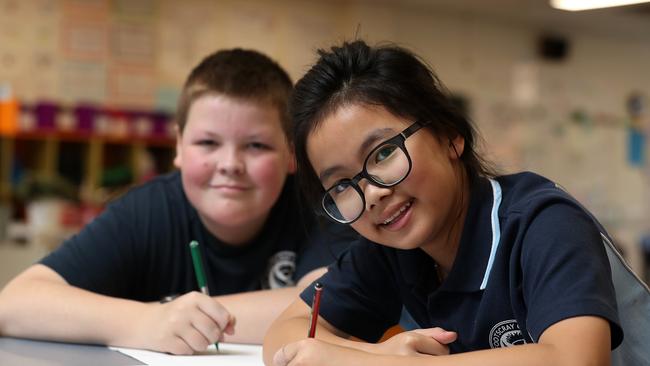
[480,178,503,290]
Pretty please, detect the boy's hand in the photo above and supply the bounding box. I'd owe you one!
[369,327,457,356]
[133,291,235,354]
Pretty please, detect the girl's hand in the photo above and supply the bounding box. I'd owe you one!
[271,328,457,366]
[273,338,369,366]
[132,291,236,355]
[369,327,457,356]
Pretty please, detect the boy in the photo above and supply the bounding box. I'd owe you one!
[0,49,350,355]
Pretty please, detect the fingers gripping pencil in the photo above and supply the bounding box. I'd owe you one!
[308,282,323,338]
[189,240,220,352]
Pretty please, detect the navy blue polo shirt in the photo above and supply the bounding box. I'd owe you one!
[301,172,623,353]
[41,171,354,302]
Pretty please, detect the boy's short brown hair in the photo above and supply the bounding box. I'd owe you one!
[176,49,293,135]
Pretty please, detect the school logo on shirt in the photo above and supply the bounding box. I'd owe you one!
[264,250,296,289]
[489,319,527,348]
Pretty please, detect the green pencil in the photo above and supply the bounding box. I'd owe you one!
[189,240,219,352]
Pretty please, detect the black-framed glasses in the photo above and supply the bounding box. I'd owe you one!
[321,120,430,224]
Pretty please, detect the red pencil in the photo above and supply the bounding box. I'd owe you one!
[308,282,323,338]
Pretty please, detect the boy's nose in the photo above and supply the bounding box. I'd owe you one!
[217,151,245,176]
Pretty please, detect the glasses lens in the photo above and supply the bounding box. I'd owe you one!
[323,182,364,223]
[366,143,409,186]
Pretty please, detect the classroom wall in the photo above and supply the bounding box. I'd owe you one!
[1,0,648,275]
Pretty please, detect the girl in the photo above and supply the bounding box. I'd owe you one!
[263,40,624,366]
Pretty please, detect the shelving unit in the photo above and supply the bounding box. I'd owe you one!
[0,101,176,222]
[0,104,177,283]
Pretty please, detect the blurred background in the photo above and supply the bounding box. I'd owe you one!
[1,0,649,286]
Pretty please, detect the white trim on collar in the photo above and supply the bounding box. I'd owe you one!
[480,178,502,290]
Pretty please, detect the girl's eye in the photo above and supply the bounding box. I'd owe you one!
[331,182,350,196]
[373,144,398,164]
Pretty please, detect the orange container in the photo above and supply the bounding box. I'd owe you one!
[0,97,19,136]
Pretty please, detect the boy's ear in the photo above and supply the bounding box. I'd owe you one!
[448,135,465,160]
[173,125,182,168]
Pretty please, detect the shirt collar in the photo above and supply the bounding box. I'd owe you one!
[399,176,503,293]
[440,176,502,292]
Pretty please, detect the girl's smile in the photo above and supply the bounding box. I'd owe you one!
[378,198,413,230]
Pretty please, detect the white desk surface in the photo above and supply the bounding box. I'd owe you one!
[0,337,265,366]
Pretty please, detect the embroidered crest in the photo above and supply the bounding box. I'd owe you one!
[265,250,296,289]
[489,319,527,348]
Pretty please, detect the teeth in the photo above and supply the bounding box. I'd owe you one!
[382,201,412,225]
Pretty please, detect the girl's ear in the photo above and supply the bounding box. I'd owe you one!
[173,125,183,168]
[287,150,297,173]
[448,134,465,160]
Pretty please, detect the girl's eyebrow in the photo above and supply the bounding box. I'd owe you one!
[358,128,394,158]
[318,127,395,184]
[319,164,343,184]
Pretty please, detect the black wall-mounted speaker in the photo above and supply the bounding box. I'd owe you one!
[538,35,569,61]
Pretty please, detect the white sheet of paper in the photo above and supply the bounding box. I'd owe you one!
[110,343,264,366]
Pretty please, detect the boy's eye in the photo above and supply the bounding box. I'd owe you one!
[196,140,217,146]
[247,142,271,150]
